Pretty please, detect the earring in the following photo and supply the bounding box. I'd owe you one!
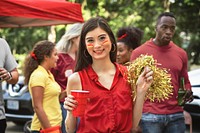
[111,44,116,52]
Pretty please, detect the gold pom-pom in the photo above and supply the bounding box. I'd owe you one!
[127,54,173,102]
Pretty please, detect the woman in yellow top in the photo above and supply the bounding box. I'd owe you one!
[23,40,62,132]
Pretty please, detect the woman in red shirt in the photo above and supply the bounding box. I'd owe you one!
[64,17,153,133]
[116,26,143,65]
[116,26,144,132]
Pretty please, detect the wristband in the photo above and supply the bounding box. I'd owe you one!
[7,71,12,81]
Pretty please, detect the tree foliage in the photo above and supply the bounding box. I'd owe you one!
[74,0,200,64]
[0,0,199,64]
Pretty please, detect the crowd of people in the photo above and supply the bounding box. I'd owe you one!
[0,12,194,133]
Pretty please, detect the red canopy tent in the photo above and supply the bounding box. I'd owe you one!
[0,0,84,28]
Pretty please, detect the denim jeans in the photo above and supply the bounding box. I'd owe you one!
[61,102,67,133]
[140,112,185,133]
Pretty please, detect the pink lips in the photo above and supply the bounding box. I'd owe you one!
[94,49,104,54]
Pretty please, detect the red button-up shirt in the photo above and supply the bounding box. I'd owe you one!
[77,63,133,133]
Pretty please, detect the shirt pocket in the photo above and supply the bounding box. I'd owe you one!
[85,94,107,118]
[117,90,133,112]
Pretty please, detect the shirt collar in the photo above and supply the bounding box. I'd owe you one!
[86,63,126,81]
[38,65,54,80]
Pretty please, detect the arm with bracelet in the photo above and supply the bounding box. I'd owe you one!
[0,67,19,84]
[7,69,19,84]
[0,38,19,84]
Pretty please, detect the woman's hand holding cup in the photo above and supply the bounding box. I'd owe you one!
[64,94,77,113]
[64,90,90,117]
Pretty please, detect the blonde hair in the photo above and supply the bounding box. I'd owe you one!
[56,23,84,53]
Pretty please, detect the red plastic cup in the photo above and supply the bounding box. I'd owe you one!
[71,90,90,117]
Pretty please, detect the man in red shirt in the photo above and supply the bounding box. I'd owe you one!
[131,12,193,133]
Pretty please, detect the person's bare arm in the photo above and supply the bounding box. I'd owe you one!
[132,67,153,131]
[59,90,67,100]
[0,68,19,84]
[64,72,82,133]
[31,86,51,129]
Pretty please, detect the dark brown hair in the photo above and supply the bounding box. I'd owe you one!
[23,40,55,85]
[117,26,143,50]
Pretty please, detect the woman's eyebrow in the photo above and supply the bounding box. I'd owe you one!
[86,33,107,40]
[98,33,107,37]
[85,37,93,40]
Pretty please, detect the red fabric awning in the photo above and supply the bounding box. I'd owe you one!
[0,0,84,28]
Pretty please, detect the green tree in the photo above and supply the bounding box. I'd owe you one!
[74,0,200,64]
[0,0,199,64]
[171,0,200,64]
[0,27,48,54]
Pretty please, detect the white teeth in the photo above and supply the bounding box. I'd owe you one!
[94,49,103,53]
[95,51,102,54]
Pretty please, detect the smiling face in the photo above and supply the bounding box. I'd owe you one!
[85,27,112,61]
[75,17,117,72]
[116,42,132,64]
[155,16,176,46]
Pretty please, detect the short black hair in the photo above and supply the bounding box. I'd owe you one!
[156,12,176,26]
